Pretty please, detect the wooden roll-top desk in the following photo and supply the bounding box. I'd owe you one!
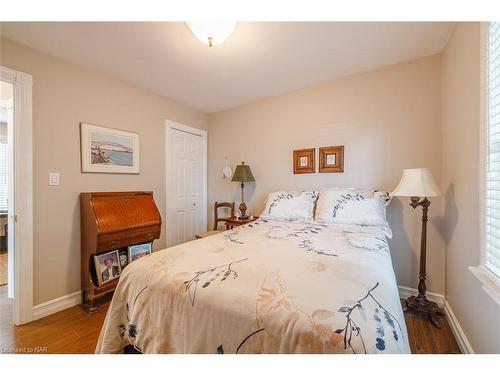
[80,191,162,313]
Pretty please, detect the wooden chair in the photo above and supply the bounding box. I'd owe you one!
[195,201,235,239]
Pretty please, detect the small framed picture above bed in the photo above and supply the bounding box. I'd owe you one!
[319,146,344,173]
[128,242,152,262]
[293,148,315,174]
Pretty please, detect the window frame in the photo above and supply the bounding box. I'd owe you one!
[471,22,500,305]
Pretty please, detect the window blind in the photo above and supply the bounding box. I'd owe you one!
[486,22,500,279]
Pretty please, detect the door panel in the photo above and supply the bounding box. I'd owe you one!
[175,158,185,197]
[170,128,203,246]
[176,211,185,244]
[188,208,197,241]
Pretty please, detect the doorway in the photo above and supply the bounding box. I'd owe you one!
[166,120,207,247]
[0,66,33,326]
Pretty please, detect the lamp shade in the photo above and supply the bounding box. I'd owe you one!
[392,168,441,197]
[231,162,255,182]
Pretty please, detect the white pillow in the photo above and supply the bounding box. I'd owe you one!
[315,188,391,229]
[261,191,318,222]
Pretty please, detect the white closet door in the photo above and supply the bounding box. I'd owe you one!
[170,128,203,246]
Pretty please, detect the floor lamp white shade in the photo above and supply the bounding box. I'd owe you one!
[392,168,441,197]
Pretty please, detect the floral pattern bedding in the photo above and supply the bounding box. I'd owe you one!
[95,219,410,354]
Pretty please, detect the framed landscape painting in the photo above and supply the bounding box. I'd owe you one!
[80,123,140,173]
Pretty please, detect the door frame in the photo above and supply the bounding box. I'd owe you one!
[1,66,34,325]
[165,120,207,247]
[1,94,14,299]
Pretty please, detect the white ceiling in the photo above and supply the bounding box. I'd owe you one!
[1,22,454,113]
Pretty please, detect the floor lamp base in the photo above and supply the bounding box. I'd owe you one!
[403,295,444,328]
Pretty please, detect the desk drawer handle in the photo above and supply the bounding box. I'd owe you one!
[108,240,117,246]
[146,233,154,238]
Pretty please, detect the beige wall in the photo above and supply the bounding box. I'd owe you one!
[0,39,208,305]
[208,55,445,294]
[442,23,499,353]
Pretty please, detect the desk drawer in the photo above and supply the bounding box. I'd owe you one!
[96,225,160,252]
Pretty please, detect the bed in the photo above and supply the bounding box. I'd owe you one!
[96,215,410,354]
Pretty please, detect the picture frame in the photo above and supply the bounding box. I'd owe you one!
[319,146,344,173]
[80,122,140,174]
[293,148,315,174]
[93,250,122,286]
[128,242,152,262]
[118,248,129,268]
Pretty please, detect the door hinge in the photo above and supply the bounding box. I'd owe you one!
[11,214,18,222]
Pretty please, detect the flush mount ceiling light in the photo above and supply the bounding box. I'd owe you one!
[186,22,237,47]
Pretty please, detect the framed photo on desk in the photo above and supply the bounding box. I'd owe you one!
[128,242,152,262]
[94,250,121,286]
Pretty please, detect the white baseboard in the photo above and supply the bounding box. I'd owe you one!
[398,285,474,354]
[443,301,475,354]
[397,285,445,307]
[32,290,81,321]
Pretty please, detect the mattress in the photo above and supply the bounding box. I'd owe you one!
[96,219,410,354]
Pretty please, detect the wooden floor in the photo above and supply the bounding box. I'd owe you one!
[0,286,110,354]
[0,285,460,354]
[403,303,461,354]
[0,252,7,286]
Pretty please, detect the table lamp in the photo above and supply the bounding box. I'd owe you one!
[231,162,255,219]
[392,168,444,327]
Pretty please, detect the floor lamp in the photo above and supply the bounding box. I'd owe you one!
[392,168,444,328]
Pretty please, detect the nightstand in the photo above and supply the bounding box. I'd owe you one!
[225,216,259,230]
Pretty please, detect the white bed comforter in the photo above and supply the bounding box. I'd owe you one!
[96,219,410,354]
